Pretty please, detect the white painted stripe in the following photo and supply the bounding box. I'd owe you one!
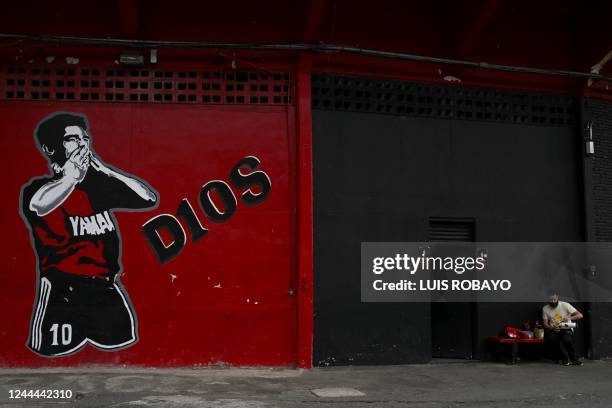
[33,279,50,350]
[51,338,88,356]
[31,282,46,350]
[33,280,45,350]
[35,279,51,350]
[40,279,51,349]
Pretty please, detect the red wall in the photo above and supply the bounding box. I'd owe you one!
[0,101,298,367]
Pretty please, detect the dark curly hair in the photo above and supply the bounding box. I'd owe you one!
[34,112,89,166]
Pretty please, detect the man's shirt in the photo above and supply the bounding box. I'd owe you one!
[21,167,154,280]
[542,301,577,328]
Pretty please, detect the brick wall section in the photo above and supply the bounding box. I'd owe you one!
[590,99,612,241]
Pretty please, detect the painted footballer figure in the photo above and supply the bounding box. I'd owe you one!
[20,112,158,356]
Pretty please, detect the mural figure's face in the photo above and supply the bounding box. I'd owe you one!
[62,125,90,158]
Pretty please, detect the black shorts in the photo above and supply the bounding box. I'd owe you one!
[28,271,137,356]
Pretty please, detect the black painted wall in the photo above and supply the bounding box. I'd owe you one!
[312,74,584,365]
[586,98,612,359]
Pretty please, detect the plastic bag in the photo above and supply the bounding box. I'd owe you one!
[505,326,521,338]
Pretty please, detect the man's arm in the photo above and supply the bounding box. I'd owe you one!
[29,147,89,216]
[565,309,583,322]
[568,311,584,321]
[90,154,157,204]
[542,318,555,331]
[29,177,78,217]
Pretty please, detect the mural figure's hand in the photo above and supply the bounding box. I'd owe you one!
[90,151,156,203]
[89,153,112,176]
[63,146,89,183]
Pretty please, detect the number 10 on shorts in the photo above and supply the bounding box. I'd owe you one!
[50,323,72,346]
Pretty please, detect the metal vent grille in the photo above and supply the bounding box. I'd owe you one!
[0,66,293,105]
[429,217,476,242]
[312,73,577,127]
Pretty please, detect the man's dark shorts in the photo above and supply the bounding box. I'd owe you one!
[28,270,136,356]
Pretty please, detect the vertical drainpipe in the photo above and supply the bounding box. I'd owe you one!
[296,52,314,368]
[580,97,596,359]
[581,99,595,242]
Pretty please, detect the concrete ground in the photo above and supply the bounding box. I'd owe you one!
[1,360,612,408]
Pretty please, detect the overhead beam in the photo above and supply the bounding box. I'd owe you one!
[453,0,504,58]
[440,0,504,79]
[574,1,612,75]
[302,0,327,43]
[119,0,140,38]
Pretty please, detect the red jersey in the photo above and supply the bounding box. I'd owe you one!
[21,168,154,280]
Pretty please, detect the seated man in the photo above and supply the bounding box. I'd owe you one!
[542,290,583,366]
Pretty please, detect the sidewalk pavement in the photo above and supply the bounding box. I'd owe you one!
[1,360,611,408]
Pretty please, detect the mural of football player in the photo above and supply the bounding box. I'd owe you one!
[20,112,158,356]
